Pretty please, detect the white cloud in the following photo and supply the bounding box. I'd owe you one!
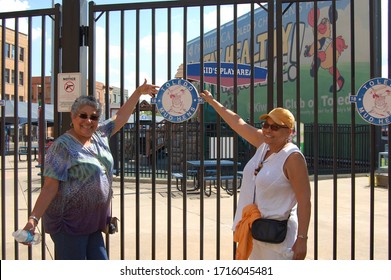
[0,0,43,42]
[0,0,29,12]
[203,4,251,31]
[139,31,183,55]
[0,0,29,32]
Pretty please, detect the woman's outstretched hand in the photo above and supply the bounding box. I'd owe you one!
[136,79,159,97]
[200,90,214,103]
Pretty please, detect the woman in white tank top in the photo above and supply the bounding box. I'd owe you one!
[200,89,311,260]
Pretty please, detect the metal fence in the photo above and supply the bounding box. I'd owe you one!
[115,122,371,178]
[1,0,390,261]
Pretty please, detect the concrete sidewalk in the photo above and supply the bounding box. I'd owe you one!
[0,155,389,260]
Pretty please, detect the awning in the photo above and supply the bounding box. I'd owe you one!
[1,100,54,125]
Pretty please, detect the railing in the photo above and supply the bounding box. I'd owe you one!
[304,124,372,175]
[110,122,372,178]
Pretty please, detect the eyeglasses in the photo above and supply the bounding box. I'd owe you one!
[78,113,100,121]
[262,122,289,131]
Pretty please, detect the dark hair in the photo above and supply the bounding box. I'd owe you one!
[71,95,102,116]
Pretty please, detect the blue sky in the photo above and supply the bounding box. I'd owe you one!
[0,0,389,95]
[0,0,254,95]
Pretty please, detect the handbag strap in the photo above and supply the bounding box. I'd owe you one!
[253,147,267,204]
[252,146,292,220]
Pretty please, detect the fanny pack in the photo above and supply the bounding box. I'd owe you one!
[251,217,288,243]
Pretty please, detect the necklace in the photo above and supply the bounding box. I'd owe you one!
[254,143,288,176]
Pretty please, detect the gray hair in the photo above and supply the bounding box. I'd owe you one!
[70,95,102,116]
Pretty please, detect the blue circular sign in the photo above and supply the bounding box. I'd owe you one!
[350,77,391,126]
[151,78,203,123]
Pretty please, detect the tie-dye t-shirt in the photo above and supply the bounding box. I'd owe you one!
[42,119,115,235]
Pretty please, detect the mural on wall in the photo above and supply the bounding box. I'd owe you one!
[186,0,371,124]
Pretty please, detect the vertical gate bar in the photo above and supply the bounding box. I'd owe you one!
[313,0,320,260]
[369,0,377,260]
[295,1,302,153]
[1,22,6,260]
[104,10,111,257]
[26,16,33,260]
[88,1,96,97]
[53,4,61,139]
[369,124,376,259]
[181,6,187,260]
[182,6,188,260]
[135,8,141,260]
[233,1,239,258]
[40,15,48,259]
[234,2,241,259]
[120,9,126,260]
[349,0,357,260]
[215,4,221,260]
[331,0,338,260]
[1,0,389,261]
[151,7,157,260]
[388,0,391,260]
[109,11,114,157]
[199,4,205,261]
[166,6,172,261]
[13,17,19,260]
[276,0,283,106]
[266,0,274,110]
[250,3,255,129]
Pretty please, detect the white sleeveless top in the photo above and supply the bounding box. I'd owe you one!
[233,142,303,230]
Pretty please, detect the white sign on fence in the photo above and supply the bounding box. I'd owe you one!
[57,72,81,112]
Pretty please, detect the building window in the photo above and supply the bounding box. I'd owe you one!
[11,70,15,84]
[5,69,10,83]
[19,47,24,61]
[11,45,15,59]
[5,43,11,58]
[19,71,24,86]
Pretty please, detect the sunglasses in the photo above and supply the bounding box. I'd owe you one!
[78,113,100,121]
[262,122,289,131]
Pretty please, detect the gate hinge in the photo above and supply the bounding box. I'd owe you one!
[80,25,89,47]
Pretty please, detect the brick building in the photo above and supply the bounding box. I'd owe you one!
[0,26,28,101]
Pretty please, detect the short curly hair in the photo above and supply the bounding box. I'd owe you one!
[70,95,102,117]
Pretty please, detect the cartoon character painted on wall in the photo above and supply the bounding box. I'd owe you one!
[304,6,348,92]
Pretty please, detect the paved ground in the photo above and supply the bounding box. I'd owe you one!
[0,155,389,260]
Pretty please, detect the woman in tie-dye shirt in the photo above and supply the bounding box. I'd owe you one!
[22,79,158,260]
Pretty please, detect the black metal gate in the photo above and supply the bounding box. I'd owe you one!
[0,0,390,260]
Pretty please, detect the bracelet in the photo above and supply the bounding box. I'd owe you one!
[29,215,39,225]
[297,234,308,240]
